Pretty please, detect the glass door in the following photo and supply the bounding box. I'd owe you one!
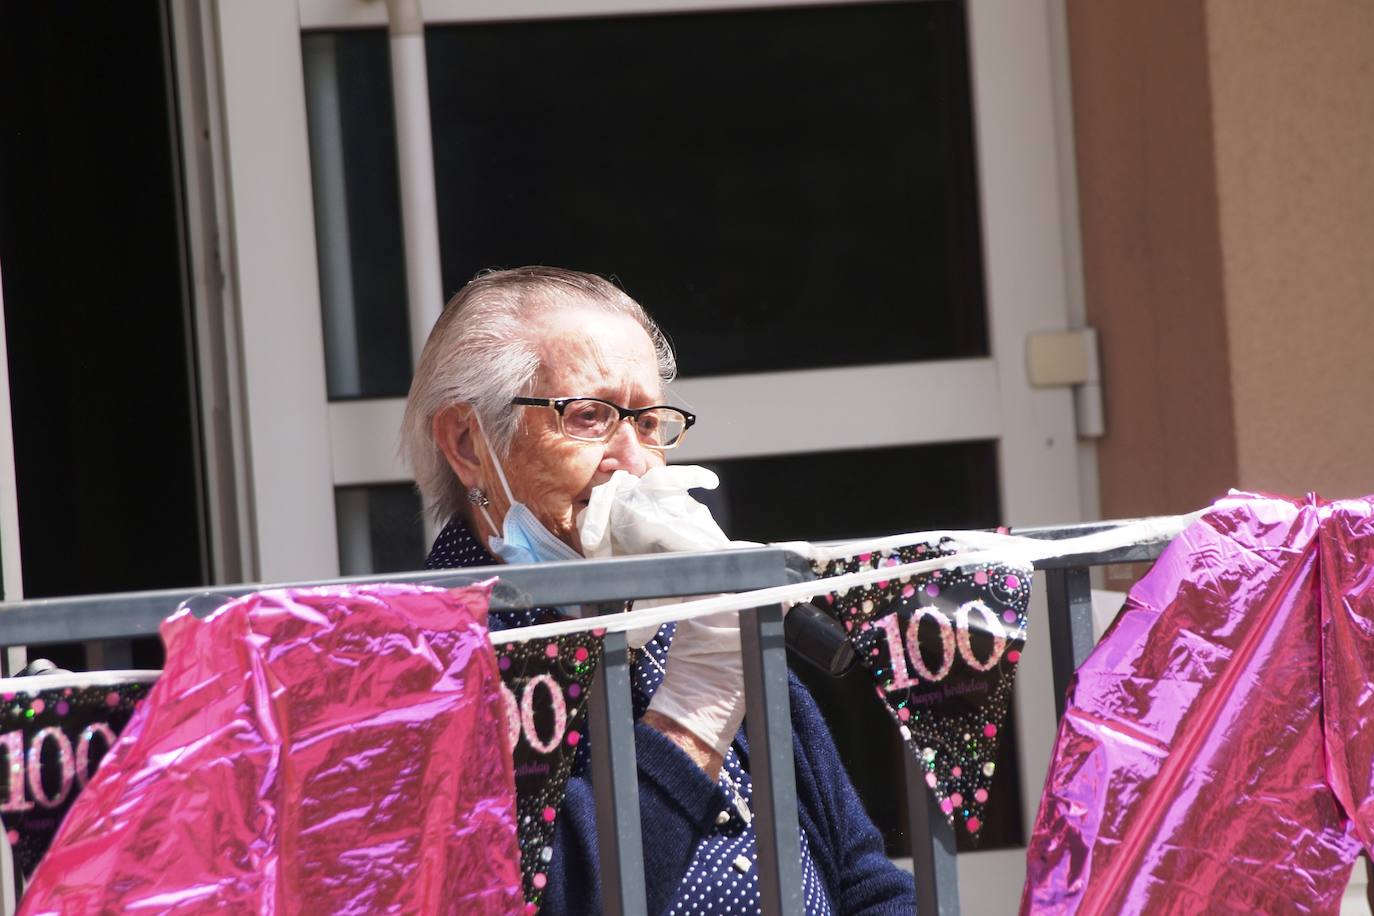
[202,0,1091,908]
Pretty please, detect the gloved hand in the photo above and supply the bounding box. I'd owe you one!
[644,608,745,759]
[577,466,747,759]
[578,466,732,557]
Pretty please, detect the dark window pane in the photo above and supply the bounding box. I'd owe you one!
[428,1,986,377]
[335,485,426,575]
[695,440,1000,542]
[303,33,413,400]
[304,1,986,388]
[697,441,1021,853]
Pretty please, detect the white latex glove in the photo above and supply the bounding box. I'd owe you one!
[576,466,746,757]
[578,466,731,558]
[646,609,745,759]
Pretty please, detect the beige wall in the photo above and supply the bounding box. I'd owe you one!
[1067,0,1238,518]
[1208,0,1374,500]
[1068,0,1374,516]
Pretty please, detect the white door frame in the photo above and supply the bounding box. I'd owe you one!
[202,0,1091,907]
[959,1,1085,906]
[206,0,339,581]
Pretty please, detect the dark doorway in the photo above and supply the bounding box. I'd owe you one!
[0,1,206,669]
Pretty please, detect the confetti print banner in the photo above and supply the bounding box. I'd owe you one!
[813,542,1032,840]
[496,632,603,911]
[0,672,155,876]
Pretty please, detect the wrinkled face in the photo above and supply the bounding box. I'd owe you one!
[489,308,667,553]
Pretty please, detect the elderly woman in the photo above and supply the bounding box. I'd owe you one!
[402,267,914,914]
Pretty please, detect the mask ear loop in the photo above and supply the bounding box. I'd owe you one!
[472,409,515,535]
[470,491,501,538]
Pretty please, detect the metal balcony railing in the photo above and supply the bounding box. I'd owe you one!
[0,519,1176,915]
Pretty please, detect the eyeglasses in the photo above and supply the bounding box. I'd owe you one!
[512,396,696,449]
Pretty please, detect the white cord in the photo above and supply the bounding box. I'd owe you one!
[487,512,1202,646]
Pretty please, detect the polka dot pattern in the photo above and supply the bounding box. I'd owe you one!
[667,750,832,915]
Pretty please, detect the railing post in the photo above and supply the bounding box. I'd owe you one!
[904,750,960,915]
[740,603,804,916]
[587,630,647,915]
[1044,566,1094,721]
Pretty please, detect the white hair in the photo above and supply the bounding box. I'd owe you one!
[401,266,677,523]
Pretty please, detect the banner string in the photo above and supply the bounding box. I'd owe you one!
[487,511,1200,646]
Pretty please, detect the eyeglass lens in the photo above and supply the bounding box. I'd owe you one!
[562,399,687,447]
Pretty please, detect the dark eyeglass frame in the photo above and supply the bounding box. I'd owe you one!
[511,396,697,449]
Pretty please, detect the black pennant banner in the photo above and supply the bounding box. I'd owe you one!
[813,542,1033,839]
[496,630,603,911]
[0,672,155,876]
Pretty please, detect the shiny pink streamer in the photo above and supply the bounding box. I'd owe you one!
[1023,493,1374,914]
[19,583,523,915]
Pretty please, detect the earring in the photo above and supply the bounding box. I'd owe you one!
[467,487,490,507]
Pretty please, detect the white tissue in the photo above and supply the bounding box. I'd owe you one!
[576,466,746,756]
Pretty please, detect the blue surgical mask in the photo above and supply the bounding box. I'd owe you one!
[473,414,583,566]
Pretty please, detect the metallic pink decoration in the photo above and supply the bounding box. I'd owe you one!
[1023,493,1374,914]
[20,583,522,915]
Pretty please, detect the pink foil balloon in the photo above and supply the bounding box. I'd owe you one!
[1023,493,1374,915]
[20,583,522,915]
